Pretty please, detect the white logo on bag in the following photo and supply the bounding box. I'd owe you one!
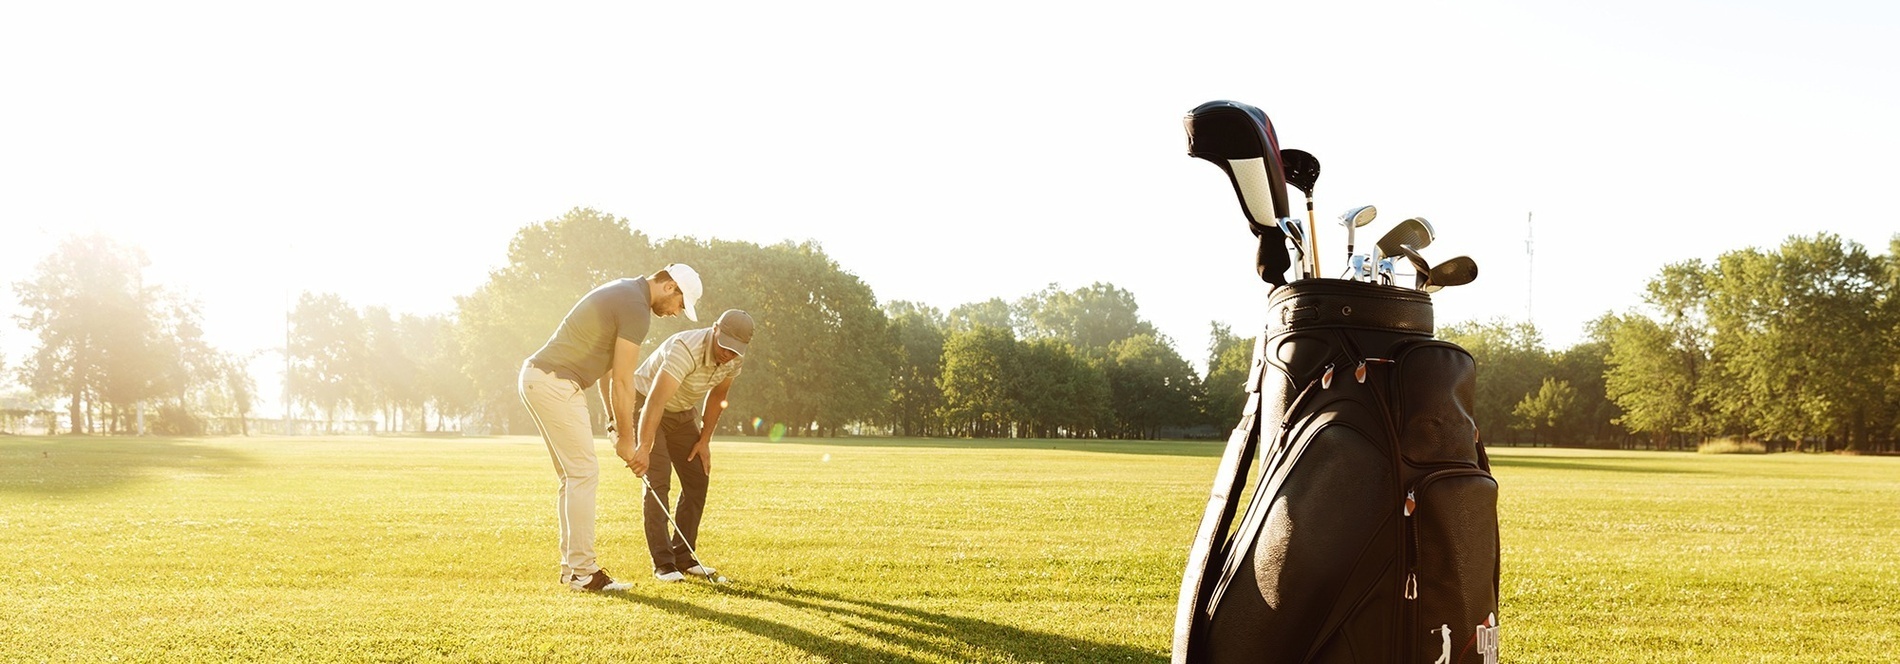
[1431,624,1452,664]
[1475,613,1500,664]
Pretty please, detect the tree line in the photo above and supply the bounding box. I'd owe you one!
[1445,233,1900,453]
[10,214,1897,450]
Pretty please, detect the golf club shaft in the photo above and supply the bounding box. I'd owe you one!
[640,474,706,568]
[1304,197,1319,276]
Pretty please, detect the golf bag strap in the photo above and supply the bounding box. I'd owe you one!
[1172,378,1265,661]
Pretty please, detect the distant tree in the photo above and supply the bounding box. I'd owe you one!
[13,234,161,434]
[360,307,421,432]
[1014,282,1158,356]
[288,292,365,431]
[1704,234,1892,451]
[1104,333,1200,439]
[412,313,476,432]
[154,295,224,418]
[1512,378,1579,446]
[1015,337,1112,438]
[940,325,1020,437]
[947,298,1016,334]
[1202,322,1255,429]
[1551,314,1627,446]
[885,301,947,436]
[215,353,257,436]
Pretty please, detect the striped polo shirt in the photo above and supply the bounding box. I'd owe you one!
[632,327,745,413]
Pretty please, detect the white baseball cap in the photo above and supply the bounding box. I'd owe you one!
[664,263,703,321]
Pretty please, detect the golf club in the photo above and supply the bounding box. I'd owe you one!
[1337,205,1377,277]
[1374,217,1436,267]
[1423,255,1479,292]
[1396,244,1480,292]
[1394,243,1433,289]
[639,474,730,584]
[1280,149,1321,277]
[1282,217,1311,281]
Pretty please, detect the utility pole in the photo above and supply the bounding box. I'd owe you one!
[284,288,292,436]
[1525,212,1535,325]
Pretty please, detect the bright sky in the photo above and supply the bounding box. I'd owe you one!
[3,1,1896,416]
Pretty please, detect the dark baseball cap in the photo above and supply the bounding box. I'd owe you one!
[714,309,754,356]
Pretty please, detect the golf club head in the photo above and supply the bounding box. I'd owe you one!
[1185,100,1293,285]
[1338,205,1377,229]
[1423,256,1479,292]
[1282,219,1310,280]
[1376,217,1436,261]
[1280,148,1320,197]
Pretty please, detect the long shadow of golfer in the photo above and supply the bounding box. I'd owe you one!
[616,582,1162,663]
[0,436,256,496]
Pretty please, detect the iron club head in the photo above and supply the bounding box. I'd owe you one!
[1376,217,1436,263]
[1338,205,1377,264]
[1423,256,1479,292]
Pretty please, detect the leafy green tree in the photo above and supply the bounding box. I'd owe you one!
[940,325,1021,437]
[1015,282,1158,356]
[1552,314,1627,446]
[1512,378,1579,446]
[1440,319,1552,445]
[1604,313,1705,447]
[947,298,1016,334]
[288,292,365,431]
[1202,322,1255,428]
[1015,337,1112,438]
[885,301,947,436]
[411,313,476,432]
[1105,333,1200,439]
[360,307,422,432]
[13,234,162,433]
[1704,234,1892,450]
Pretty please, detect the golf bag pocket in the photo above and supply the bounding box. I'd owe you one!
[1389,340,1480,467]
[1405,468,1500,660]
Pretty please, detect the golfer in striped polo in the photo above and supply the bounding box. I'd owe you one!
[626,309,755,582]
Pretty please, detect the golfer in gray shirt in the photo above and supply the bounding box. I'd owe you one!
[518,263,702,592]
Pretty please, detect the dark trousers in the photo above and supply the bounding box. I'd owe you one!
[641,404,710,570]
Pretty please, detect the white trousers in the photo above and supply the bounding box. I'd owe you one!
[519,363,600,578]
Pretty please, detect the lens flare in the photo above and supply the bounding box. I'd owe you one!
[767,423,786,442]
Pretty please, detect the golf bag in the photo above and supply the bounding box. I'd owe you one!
[1173,278,1500,663]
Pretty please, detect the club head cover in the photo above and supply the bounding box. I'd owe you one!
[1184,100,1293,285]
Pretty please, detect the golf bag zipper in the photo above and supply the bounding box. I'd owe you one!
[1403,466,1496,653]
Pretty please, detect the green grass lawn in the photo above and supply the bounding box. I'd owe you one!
[1,435,1895,662]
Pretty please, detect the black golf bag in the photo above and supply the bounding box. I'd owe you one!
[1172,279,1500,663]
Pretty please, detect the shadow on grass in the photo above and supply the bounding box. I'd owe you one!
[1488,457,1712,475]
[614,583,1162,663]
[0,436,256,496]
[732,436,1224,459]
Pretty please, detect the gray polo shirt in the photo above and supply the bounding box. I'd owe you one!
[527,277,651,385]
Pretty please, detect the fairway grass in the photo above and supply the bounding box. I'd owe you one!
[1,436,1896,662]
